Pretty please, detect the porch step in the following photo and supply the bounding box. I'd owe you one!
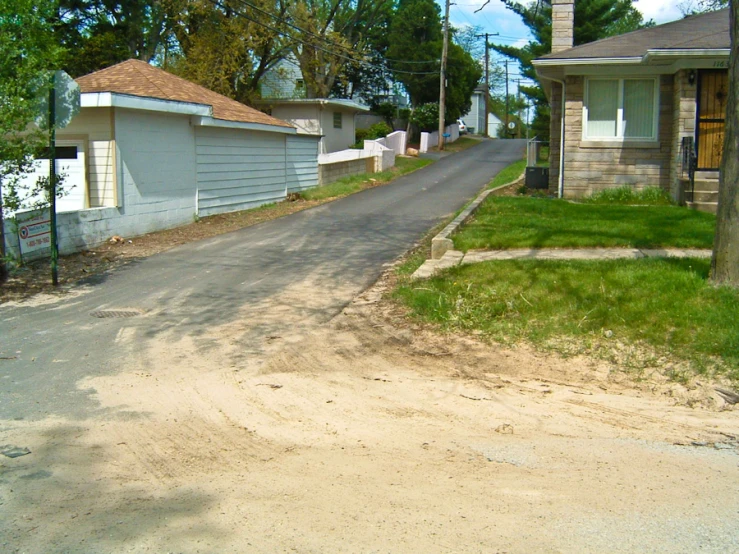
[694,170,719,180]
[688,190,719,203]
[681,178,720,193]
[686,201,718,215]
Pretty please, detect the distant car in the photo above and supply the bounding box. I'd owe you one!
[457,119,468,134]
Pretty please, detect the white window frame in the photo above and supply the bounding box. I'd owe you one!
[583,77,660,142]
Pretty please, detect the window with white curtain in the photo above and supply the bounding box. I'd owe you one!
[584,78,658,140]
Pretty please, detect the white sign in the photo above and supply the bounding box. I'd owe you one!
[17,209,51,256]
[35,70,81,130]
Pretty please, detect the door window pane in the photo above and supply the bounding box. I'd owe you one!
[623,79,654,138]
[587,80,618,137]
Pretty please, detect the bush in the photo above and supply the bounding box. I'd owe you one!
[584,186,673,206]
[367,122,392,139]
[353,122,392,148]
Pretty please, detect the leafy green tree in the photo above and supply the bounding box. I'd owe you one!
[58,0,169,77]
[163,0,292,105]
[386,0,481,121]
[288,0,394,98]
[492,0,653,140]
[0,0,63,282]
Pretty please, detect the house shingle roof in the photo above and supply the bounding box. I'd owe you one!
[539,8,729,60]
[76,59,293,128]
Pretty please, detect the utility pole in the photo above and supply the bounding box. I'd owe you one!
[504,60,509,139]
[475,32,498,138]
[438,0,451,150]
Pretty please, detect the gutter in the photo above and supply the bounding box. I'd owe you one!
[538,75,566,199]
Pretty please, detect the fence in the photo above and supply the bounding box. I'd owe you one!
[420,123,461,153]
[317,136,400,184]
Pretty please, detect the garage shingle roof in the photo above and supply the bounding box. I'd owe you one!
[76,59,294,128]
[539,8,729,60]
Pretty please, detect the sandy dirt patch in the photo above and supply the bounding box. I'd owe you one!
[1,271,737,553]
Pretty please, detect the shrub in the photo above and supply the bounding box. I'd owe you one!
[367,122,392,139]
[585,186,673,206]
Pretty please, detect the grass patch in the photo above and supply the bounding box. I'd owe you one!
[488,158,527,189]
[435,136,482,153]
[453,197,715,251]
[582,186,673,206]
[394,258,739,380]
[301,157,432,201]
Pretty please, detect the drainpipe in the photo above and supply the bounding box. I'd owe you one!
[539,75,566,198]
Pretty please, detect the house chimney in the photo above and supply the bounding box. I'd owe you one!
[551,0,574,54]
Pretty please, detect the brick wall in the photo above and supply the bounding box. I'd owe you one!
[670,69,697,203]
[318,157,374,185]
[550,75,675,197]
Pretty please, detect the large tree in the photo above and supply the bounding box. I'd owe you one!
[58,0,169,77]
[163,0,292,105]
[0,0,63,282]
[492,0,653,139]
[386,0,481,121]
[288,0,393,98]
[711,0,739,286]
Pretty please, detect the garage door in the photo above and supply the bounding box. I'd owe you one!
[14,141,87,213]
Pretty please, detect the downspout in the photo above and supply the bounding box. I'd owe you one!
[539,75,566,198]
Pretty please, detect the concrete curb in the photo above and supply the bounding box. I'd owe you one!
[411,246,713,280]
[430,172,525,260]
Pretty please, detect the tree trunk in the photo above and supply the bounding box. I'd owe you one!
[711,0,739,286]
[0,187,7,284]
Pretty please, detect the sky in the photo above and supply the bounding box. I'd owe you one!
[446,0,688,86]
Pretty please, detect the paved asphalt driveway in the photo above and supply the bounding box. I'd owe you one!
[0,139,525,421]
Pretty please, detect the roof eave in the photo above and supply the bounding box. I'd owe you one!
[260,98,370,112]
[194,116,297,134]
[642,48,730,63]
[80,92,212,117]
[532,56,642,67]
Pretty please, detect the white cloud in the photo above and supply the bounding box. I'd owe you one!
[634,0,685,24]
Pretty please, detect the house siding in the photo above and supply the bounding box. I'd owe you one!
[58,107,115,208]
[550,75,674,196]
[670,69,698,202]
[286,135,320,193]
[114,109,198,233]
[196,127,288,216]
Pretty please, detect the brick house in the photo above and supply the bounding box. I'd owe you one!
[532,2,729,213]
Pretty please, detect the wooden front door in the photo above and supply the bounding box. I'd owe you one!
[696,69,729,170]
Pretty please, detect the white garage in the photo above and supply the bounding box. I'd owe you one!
[3,59,321,256]
[14,140,87,213]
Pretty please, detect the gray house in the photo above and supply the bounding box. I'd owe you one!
[533,2,729,212]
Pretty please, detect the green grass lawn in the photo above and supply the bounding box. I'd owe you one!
[395,258,739,380]
[434,136,482,153]
[301,157,432,201]
[488,158,526,189]
[453,197,716,251]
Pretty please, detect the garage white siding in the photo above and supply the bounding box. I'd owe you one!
[196,127,287,216]
[58,107,116,207]
[113,109,198,235]
[286,135,319,193]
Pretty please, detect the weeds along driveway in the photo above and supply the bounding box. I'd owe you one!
[0,138,526,421]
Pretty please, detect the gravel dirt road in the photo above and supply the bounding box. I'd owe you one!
[1,139,737,552]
